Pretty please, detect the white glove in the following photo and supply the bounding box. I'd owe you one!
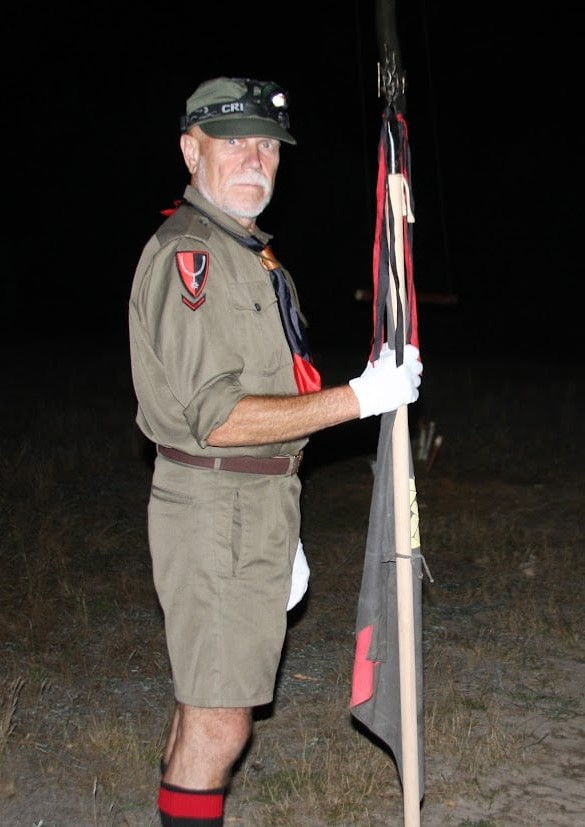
[287,539,310,611]
[349,343,422,419]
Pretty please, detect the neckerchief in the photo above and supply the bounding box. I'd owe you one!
[181,199,322,394]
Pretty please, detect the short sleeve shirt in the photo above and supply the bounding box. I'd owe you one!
[129,186,308,458]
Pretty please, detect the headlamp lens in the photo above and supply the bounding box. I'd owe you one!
[254,82,290,127]
[247,81,288,111]
[270,91,287,109]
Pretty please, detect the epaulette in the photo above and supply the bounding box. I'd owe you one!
[156,202,213,246]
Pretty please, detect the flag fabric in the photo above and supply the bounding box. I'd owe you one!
[350,99,425,795]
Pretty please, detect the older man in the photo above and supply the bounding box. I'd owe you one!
[129,76,422,826]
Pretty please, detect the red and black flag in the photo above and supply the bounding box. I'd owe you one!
[350,45,425,820]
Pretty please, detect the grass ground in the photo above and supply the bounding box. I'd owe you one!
[0,341,583,826]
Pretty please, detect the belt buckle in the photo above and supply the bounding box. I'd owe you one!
[290,451,303,475]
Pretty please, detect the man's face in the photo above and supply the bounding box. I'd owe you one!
[195,134,281,221]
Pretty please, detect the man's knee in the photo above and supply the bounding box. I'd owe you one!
[180,705,252,762]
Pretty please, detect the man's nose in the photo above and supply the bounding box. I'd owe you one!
[242,144,263,167]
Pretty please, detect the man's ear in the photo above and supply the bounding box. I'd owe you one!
[180,132,200,175]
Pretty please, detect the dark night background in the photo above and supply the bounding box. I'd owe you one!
[1,1,582,361]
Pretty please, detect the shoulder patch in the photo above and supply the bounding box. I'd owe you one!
[176,251,209,311]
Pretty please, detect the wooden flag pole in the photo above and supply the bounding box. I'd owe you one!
[387,171,421,825]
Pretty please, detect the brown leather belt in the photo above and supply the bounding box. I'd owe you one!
[157,445,303,476]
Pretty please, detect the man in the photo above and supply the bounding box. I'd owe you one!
[128,76,422,827]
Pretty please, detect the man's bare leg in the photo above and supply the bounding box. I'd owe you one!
[161,704,180,773]
[164,704,252,788]
[158,703,252,825]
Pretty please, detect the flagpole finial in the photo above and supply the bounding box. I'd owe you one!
[378,43,406,106]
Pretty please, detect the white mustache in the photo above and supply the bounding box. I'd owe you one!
[228,172,270,190]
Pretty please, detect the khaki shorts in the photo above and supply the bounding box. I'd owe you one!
[148,453,302,707]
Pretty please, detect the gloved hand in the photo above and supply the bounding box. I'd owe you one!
[287,539,310,611]
[349,343,422,419]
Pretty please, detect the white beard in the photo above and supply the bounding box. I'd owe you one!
[197,161,273,219]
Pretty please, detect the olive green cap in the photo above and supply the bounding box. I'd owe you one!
[181,77,297,145]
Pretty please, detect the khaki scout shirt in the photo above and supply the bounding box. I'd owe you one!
[129,185,309,458]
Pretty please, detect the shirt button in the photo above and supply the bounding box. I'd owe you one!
[254,303,261,311]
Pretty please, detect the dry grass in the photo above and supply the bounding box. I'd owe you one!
[0,345,584,825]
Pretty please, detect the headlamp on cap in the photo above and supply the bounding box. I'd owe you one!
[180,77,296,145]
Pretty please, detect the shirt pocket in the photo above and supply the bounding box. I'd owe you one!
[230,281,278,315]
[229,282,290,378]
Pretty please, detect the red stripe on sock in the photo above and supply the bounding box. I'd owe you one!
[158,784,224,819]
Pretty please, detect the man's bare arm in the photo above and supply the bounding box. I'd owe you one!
[207,385,360,447]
